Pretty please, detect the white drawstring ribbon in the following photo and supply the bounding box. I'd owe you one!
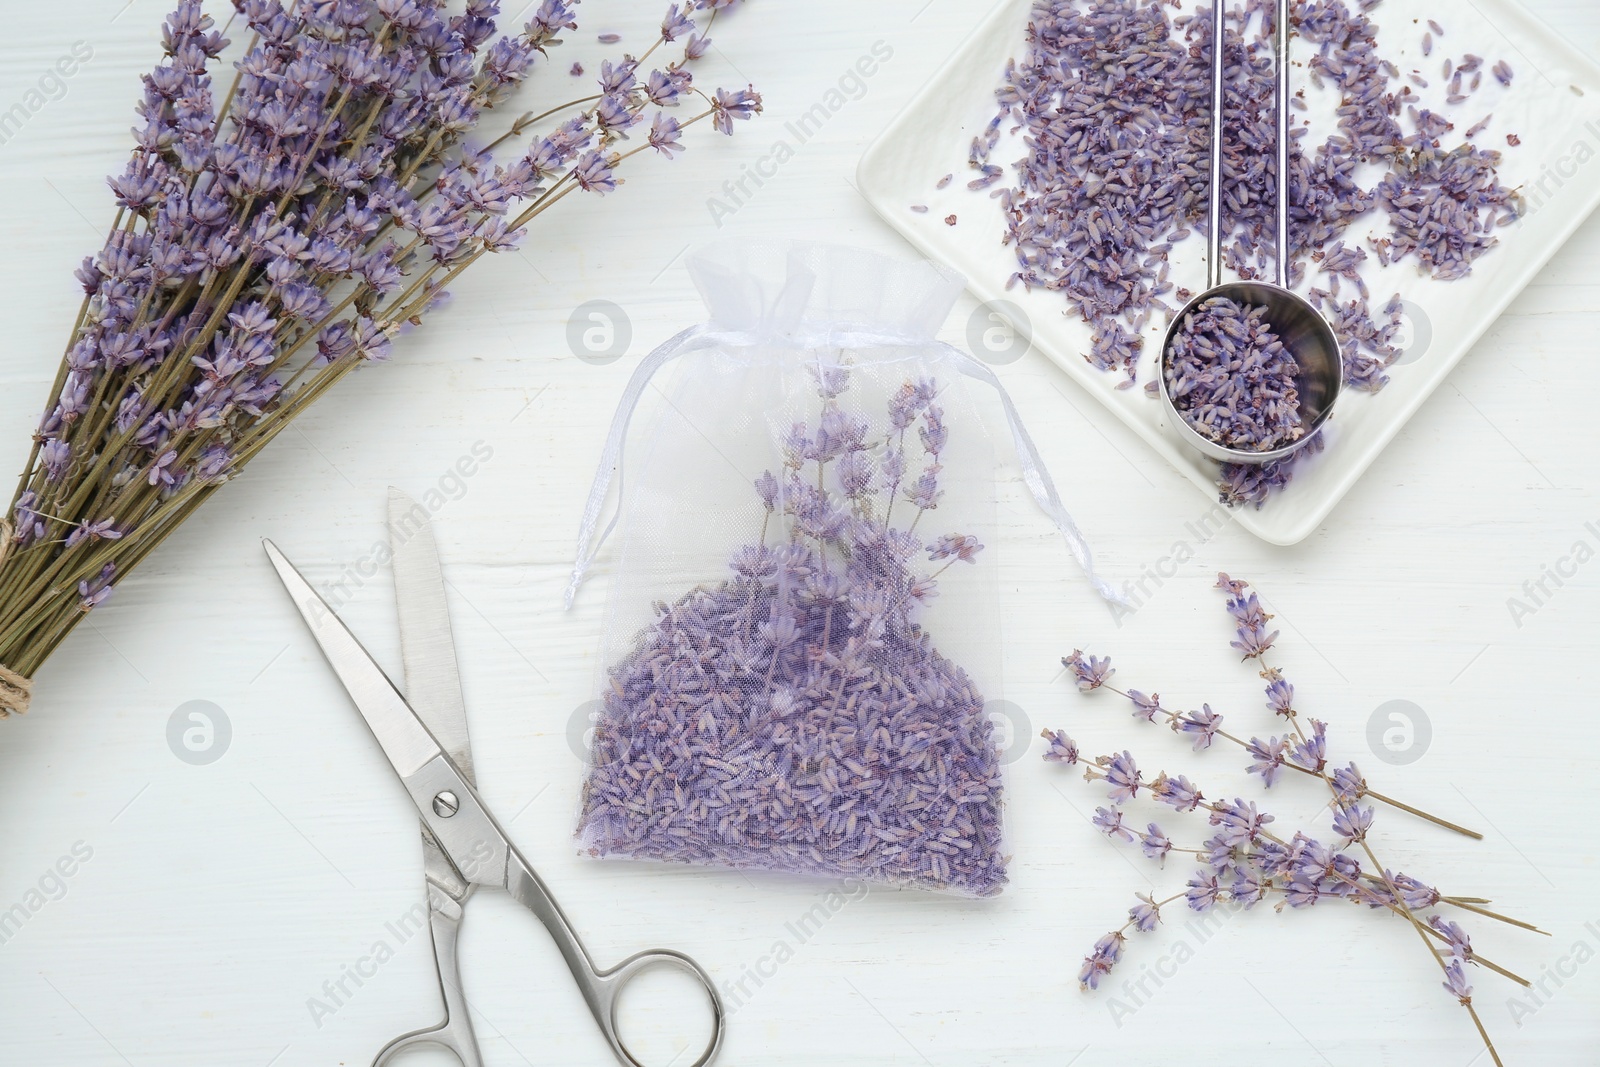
[565,324,1126,608]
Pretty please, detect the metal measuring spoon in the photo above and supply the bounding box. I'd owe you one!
[1158,0,1342,467]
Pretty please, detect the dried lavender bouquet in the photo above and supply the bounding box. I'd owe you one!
[0,0,762,716]
[1043,574,1543,1066]
[578,368,1009,896]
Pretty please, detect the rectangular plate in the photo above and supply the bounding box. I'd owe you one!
[858,0,1600,544]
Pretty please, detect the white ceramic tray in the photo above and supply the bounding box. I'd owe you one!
[858,0,1600,544]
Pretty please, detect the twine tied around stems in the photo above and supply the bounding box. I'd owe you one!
[0,520,32,717]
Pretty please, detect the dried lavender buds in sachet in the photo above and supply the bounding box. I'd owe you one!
[565,241,1116,896]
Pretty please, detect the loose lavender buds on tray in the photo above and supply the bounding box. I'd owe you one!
[960,0,1524,501]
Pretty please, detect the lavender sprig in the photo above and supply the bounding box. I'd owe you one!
[1043,735,1532,991]
[1061,644,1482,838]
[1207,574,1530,1063]
[1044,572,1551,1066]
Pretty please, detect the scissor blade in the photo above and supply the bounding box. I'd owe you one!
[388,489,475,785]
[264,539,442,779]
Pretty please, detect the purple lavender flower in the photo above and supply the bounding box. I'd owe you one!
[753,471,779,511]
[918,405,948,455]
[377,0,428,29]
[1332,803,1374,845]
[572,150,619,194]
[887,381,924,431]
[1246,735,1290,787]
[1284,878,1325,909]
[12,491,45,545]
[1265,674,1296,718]
[1140,823,1172,863]
[597,59,638,96]
[647,112,684,158]
[1129,893,1161,932]
[1127,690,1161,722]
[905,466,942,511]
[1388,871,1442,911]
[147,450,180,488]
[481,37,535,101]
[352,318,393,362]
[814,406,867,460]
[1429,917,1474,961]
[195,445,234,484]
[41,440,72,482]
[1101,750,1142,803]
[1231,619,1279,661]
[729,545,776,580]
[806,361,857,406]
[646,68,692,106]
[1231,868,1267,909]
[710,86,762,134]
[64,518,122,549]
[1210,798,1273,848]
[595,95,641,138]
[1442,958,1473,1005]
[1063,649,1114,692]
[1152,772,1203,812]
[758,611,800,649]
[928,534,982,564]
[661,3,695,42]
[1291,720,1328,773]
[880,449,906,487]
[77,563,116,612]
[1042,729,1079,765]
[779,423,815,469]
[1173,704,1222,750]
[1331,763,1367,804]
[1226,592,1272,629]
[527,0,578,41]
[1093,806,1136,844]
[1185,871,1221,911]
[1078,932,1125,990]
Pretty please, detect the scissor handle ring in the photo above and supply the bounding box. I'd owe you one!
[592,948,726,1067]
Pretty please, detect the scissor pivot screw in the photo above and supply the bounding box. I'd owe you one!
[433,791,460,818]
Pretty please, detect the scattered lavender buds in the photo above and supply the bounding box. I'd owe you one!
[1041,572,1538,1065]
[578,368,1008,896]
[974,1,1522,505]
[1165,297,1304,453]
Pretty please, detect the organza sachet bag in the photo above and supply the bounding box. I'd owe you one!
[566,241,1117,896]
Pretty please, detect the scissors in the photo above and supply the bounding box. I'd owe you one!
[265,490,725,1067]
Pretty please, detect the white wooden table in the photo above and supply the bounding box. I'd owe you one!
[1,2,1596,1065]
